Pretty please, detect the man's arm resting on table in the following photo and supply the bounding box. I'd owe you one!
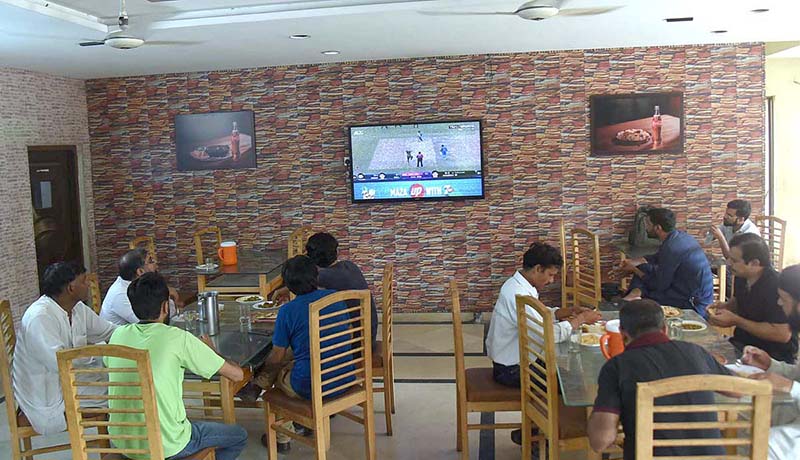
[734,317,793,344]
[588,410,620,452]
[218,361,245,382]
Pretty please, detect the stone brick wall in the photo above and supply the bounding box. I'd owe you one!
[86,44,765,311]
[0,67,95,321]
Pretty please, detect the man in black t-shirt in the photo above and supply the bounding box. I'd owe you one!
[588,299,731,460]
[708,233,797,363]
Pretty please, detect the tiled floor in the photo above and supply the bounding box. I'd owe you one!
[0,313,592,460]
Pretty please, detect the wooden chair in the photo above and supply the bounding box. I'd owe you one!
[129,235,157,262]
[516,294,598,460]
[288,225,315,259]
[450,279,520,459]
[1,300,69,460]
[560,221,602,310]
[86,273,102,315]
[183,379,237,424]
[712,264,727,303]
[372,262,396,435]
[57,344,215,460]
[193,226,261,296]
[263,290,376,460]
[635,374,772,460]
[754,215,787,269]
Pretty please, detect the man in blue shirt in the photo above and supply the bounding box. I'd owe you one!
[248,255,356,452]
[619,208,714,317]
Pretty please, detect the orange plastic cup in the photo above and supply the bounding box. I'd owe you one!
[599,319,625,359]
[218,241,238,266]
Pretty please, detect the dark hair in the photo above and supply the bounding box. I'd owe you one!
[41,261,87,298]
[127,272,169,321]
[119,248,148,281]
[305,233,338,268]
[282,255,319,296]
[729,233,771,268]
[646,208,676,233]
[727,199,752,219]
[619,299,665,338]
[523,242,563,270]
[779,265,800,301]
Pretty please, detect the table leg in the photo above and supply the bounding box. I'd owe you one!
[197,274,207,293]
[259,274,268,298]
[220,376,237,424]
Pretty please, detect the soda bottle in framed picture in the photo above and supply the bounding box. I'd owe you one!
[652,105,662,145]
[231,121,240,160]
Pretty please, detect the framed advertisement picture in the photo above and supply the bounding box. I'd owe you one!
[175,110,256,171]
[590,92,684,155]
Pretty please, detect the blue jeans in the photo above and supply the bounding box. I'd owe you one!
[167,421,248,460]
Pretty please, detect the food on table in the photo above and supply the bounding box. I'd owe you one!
[581,322,605,334]
[236,295,264,303]
[251,310,278,321]
[614,128,652,145]
[680,320,706,331]
[580,333,601,347]
[662,306,682,318]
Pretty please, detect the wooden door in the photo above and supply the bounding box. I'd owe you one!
[28,147,84,287]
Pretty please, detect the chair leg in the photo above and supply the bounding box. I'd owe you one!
[265,403,278,460]
[362,398,377,460]
[22,437,32,459]
[313,414,328,460]
[323,417,331,451]
[455,396,463,452]
[388,358,396,414]
[522,416,531,460]
[383,369,393,436]
[458,407,469,459]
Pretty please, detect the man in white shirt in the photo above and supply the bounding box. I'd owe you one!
[486,242,602,387]
[12,262,116,435]
[100,249,178,325]
[708,199,761,259]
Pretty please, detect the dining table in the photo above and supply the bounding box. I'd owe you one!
[195,248,286,298]
[173,299,277,423]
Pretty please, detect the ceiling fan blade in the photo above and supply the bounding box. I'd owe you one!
[145,40,204,46]
[558,6,624,16]
[418,11,517,17]
[79,41,106,47]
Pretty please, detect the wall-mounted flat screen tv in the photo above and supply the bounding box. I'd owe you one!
[348,120,484,203]
[590,92,684,155]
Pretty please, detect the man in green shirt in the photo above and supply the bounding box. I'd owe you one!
[105,273,248,460]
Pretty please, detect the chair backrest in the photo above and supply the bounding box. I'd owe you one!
[635,375,772,460]
[381,262,394,359]
[754,215,786,269]
[559,220,571,309]
[516,294,560,442]
[288,226,314,259]
[193,226,223,265]
[57,344,164,460]
[712,264,727,303]
[570,228,601,310]
[129,236,157,263]
[449,279,467,401]
[308,290,373,416]
[86,273,102,315]
[0,300,21,440]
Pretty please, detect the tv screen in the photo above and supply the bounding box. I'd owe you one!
[590,92,683,155]
[348,120,484,203]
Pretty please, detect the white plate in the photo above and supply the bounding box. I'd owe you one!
[236,295,265,304]
[580,333,602,347]
[680,320,707,332]
[252,300,280,310]
[725,363,763,376]
[195,263,218,271]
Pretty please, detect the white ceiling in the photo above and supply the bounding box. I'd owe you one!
[1,0,800,79]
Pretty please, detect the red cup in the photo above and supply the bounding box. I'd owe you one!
[217,241,238,266]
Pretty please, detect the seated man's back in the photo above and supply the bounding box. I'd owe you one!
[589,300,730,460]
[106,323,225,458]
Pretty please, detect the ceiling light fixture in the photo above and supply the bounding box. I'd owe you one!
[751,8,769,13]
[321,50,340,55]
[290,34,310,40]
[711,30,728,34]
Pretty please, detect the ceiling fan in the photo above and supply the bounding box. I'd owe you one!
[422,0,623,21]
[79,0,196,49]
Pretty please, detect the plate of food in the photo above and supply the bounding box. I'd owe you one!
[681,320,707,332]
[580,333,602,347]
[251,310,279,322]
[252,300,280,310]
[662,306,682,318]
[190,145,232,161]
[236,295,264,304]
[580,322,605,334]
[613,128,653,146]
